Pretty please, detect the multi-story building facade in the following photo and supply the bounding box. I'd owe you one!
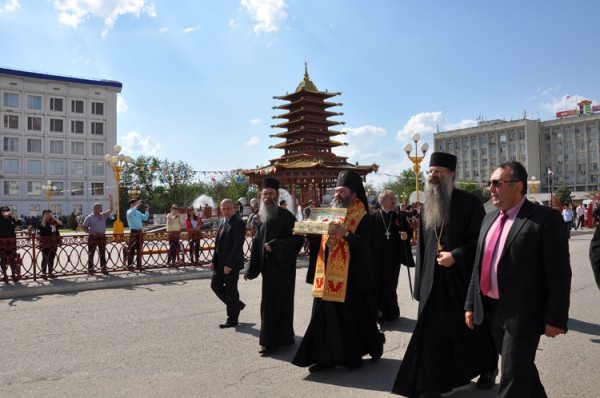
[0,67,122,217]
[435,111,600,194]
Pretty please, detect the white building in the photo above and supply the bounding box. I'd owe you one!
[1,67,122,217]
[434,110,600,194]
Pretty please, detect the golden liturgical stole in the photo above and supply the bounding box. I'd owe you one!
[312,197,366,302]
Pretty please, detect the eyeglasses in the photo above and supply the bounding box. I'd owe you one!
[488,179,518,187]
[427,169,447,175]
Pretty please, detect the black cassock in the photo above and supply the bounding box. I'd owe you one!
[392,189,495,396]
[293,215,384,369]
[246,207,303,349]
[370,210,415,322]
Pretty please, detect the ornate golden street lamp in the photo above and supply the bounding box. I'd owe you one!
[105,145,132,235]
[128,186,142,200]
[403,133,429,203]
[527,176,541,202]
[42,180,57,210]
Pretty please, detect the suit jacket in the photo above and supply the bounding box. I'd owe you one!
[466,199,572,337]
[212,213,246,271]
[588,225,600,289]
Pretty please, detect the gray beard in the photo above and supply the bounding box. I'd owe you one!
[332,195,352,209]
[422,175,453,229]
[258,201,279,224]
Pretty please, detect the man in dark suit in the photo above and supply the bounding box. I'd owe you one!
[465,161,572,397]
[588,225,600,289]
[211,198,246,328]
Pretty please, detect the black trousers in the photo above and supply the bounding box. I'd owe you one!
[41,247,57,275]
[88,234,107,270]
[211,267,242,322]
[127,230,143,268]
[483,296,547,398]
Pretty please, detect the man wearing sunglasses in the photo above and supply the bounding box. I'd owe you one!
[465,161,571,398]
[393,152,495,397]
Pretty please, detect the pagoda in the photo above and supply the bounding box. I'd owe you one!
[244,64,378,206]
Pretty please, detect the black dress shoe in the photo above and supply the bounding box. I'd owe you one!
[239,301,246,311]
[308,363,333,373]
[219,320,238,329]
[476,368,498,390]
[258,346,275,356]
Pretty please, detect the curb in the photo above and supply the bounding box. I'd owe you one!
[0,257,310,300]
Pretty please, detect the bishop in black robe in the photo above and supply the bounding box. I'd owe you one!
[392,188,496,396]
[370,206,415,323]
[245,205,303,351]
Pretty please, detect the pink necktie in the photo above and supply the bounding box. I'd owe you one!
[480,212,508,296]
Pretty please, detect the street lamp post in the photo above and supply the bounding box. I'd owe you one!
[105,145,132,235]
[128,186,142,200]
[400,192,407,204]
[42,180,57,210]
[403,133,429,203]
[528,176,541,202]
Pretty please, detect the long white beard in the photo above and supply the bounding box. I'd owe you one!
[422,175,454,229]
[258,201,279,223]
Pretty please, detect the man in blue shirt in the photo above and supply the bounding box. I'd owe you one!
[126,199,150,270]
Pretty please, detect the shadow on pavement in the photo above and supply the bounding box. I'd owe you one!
[568,317,600,336]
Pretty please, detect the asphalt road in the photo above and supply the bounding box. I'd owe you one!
[1,230,598,397]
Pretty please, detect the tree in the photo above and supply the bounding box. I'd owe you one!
[554,184,572,206]
[457,179,490,203]
[381,169,426,202]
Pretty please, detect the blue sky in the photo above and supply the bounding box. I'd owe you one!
[1,0,598,187]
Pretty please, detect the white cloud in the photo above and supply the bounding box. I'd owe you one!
[117,96,128,113]
[395,111,442,142]
[0,0,20,14]
[241,0,287,34]
[53,0,157,37]
[540,94,581,113]
[527,84,562,101]
[249,117,261,125]
[228,18,237,29]
[337,125,387,163]
[245,136,261,146]
[121,131,162,156]
[158,26,168,33]
[444,119,477,131]
[183,25,200,33]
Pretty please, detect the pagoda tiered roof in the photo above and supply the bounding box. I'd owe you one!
[243,63,377,192]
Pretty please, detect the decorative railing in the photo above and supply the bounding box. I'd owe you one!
[0,229,309,283]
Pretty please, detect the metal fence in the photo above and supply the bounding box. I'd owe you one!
[0,229,309,283]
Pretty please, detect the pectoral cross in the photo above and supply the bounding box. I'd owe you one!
[385,231,391,240]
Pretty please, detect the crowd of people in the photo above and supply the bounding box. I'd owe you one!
[3,153,599,397]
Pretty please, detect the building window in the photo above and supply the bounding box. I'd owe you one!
[3,92,19,107]
[90,162,104,176]
[49,160,64,176]
[91,142,105,156]
[71,100,84,114]
[481,147,487,155]
[50,97,63,112]
[53,182,64,196]
[3,114,18,129]
[91,122,104,135]
[49,140,64,154]
[519,131,526,140]
[27,181,42,196]
[27,138,42,153]
[3,137,19,152]
[29,205,41,216]
[91,102,104,115]
[91,182,104,196]
[50,118,64,132]
[71,182,84,196]
[472,149,478,158]
[499,134,507,143]
[71,141,84,155]
[27,95,42,110]
[2,159,19,174]
[70,161,85,176]
[3,181,19,196]
[27,159,43,175]
[73,204,83,216]
[28,116,42,131]
[51,204,63,215]
[71,120,84,134]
